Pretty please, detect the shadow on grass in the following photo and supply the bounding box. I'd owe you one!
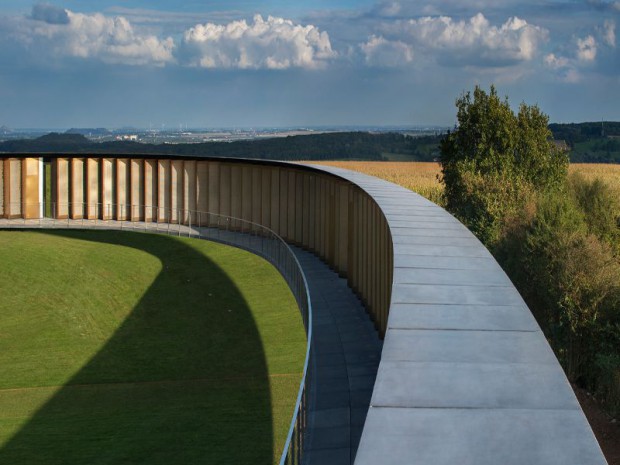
[0,230,274,465]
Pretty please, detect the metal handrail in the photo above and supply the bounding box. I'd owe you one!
[0,201,313,465]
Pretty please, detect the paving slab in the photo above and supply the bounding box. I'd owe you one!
[388,226,477,238]
[391,234,482,246]
[387,303,540,331]
[393,254,499,270]
[393,243,494,258]
[381,328,557,364]
[391,283,524,306]
[371,360,579,410]
[392,267,513,286]
[356,407,606,465]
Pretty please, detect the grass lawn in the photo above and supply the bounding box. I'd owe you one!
[0,230,305,465]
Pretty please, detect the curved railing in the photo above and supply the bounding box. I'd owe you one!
[0,201,312,465]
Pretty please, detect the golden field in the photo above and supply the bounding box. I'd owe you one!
[309,161,620,203]
[309,161,444,204]
[569,163,620,194]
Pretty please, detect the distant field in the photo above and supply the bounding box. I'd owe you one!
[310,161,445,204]
[0,230,304,465]
[569,163,620,194]
[310,161,620,203]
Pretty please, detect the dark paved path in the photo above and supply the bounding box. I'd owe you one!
[293,248,382,465]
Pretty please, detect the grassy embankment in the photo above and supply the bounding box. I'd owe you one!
[0,230,305,465]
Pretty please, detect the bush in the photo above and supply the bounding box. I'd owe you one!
[569,173,620,254]
[440,85,568,248]
[499,189,620,389]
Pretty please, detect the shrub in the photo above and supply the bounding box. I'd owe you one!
[440,85,568,248]
[500,190,620,384]
[569,173,620,254]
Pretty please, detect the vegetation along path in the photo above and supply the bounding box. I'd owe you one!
[0,230,305,465]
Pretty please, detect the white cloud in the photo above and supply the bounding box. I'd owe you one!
[544,53,570,69]
[543,29,608,82]
[367,13,547,67]
[62,11,174,65]
[181,15,335,69]
[544,19,618,81]
[410,14,545,61]
[602,20,616,47]
[576,35,597,61]
[7,6,174,66]
[543,53,583,83]
[360,35,413,66]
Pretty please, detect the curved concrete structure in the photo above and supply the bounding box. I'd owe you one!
[306,164,607,465]
[0,155,607,465]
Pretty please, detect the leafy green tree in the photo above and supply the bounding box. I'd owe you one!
[440,85,568,246]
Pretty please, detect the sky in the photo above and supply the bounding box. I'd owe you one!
[0,0,618,128]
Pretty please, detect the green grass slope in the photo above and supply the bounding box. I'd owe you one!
[0,230,305,464]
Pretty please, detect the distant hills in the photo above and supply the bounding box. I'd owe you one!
[549,122,620,163]
[0,131,440,162]
[0,122,618,163]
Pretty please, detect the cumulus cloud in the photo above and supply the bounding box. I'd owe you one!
[5,6,174,66]
[576,35,597,61]
[543,28,611,82]
[360,35,413,66]
[180,15,335,69]
[364,13,548,68]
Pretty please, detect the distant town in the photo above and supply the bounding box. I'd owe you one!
[0,125,448,145]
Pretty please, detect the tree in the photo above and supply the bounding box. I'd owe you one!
[440,85,568,246]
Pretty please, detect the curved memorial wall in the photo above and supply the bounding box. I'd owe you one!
[0,155,607,465]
